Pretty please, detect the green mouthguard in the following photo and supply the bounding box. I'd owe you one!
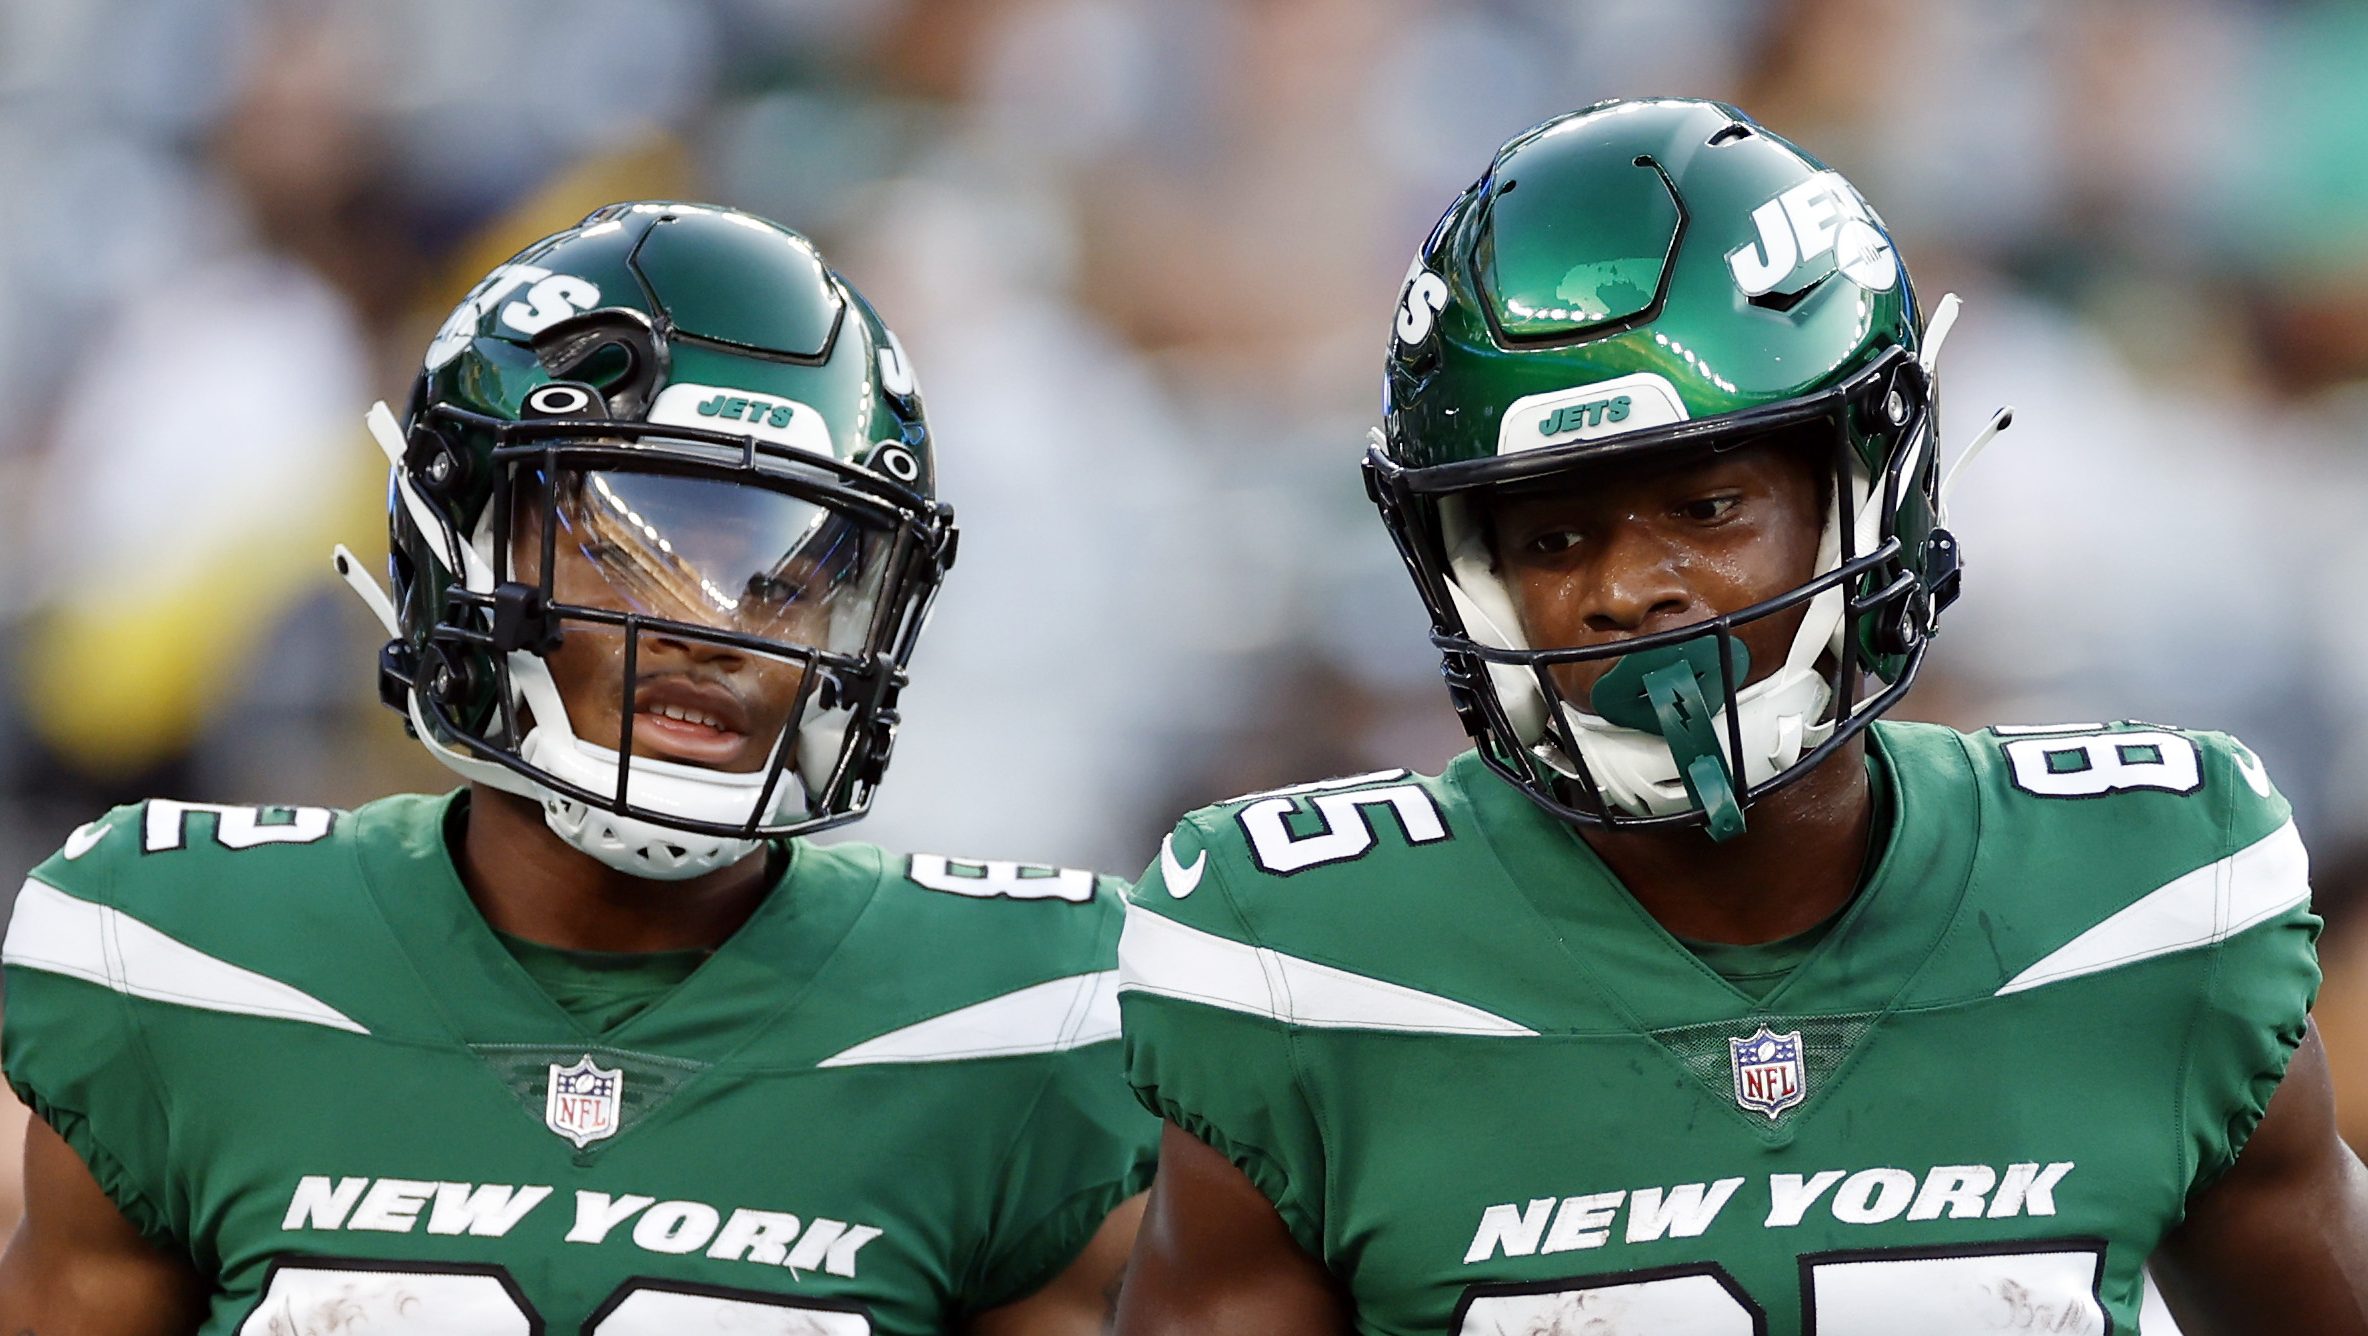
[1588,640,1749,841]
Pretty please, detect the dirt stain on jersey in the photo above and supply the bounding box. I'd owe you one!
[1983,1277,2104,1333]
[1471,1287,1641,1335]
[251,1285,422,1335]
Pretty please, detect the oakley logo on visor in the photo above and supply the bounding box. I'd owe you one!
[647,383,837,460]
[1498,372,1688,454]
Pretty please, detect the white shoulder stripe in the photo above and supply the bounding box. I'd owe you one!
[3,878,369,1034]
[1117,900,1535,1036]
[1996,820,2310,997]
[817,970,1121,1067]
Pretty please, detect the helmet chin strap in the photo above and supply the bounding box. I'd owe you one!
[519,726,777,882]
[508,654,806,882]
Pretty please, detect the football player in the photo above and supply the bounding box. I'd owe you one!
[0,203,1154,1333]
[1113,100,2368,1334]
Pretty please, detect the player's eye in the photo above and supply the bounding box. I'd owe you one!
[1678,494,1741,523]
[1523,528,1584,556]
[743,573,803,607]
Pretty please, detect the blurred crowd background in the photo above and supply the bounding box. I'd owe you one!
[4,0,2368,1160]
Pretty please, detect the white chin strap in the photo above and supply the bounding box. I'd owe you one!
[519,722,790,882]
[503,642,810,882]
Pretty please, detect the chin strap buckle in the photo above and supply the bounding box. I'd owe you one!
[1923,528,1964,618]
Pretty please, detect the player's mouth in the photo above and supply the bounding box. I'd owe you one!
[629,677,758,769]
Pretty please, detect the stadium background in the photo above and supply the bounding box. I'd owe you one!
[3,0,2368,1228]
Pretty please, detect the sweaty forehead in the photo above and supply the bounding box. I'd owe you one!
[1484,432,1821,519]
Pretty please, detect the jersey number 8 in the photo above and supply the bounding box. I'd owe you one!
[1997,728,2203,799]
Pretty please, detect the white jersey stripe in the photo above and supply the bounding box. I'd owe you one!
[3,877,369,1034]
[1995,820,2309,997]
[1117,900,1536,1036]
[816,969,1122,1067]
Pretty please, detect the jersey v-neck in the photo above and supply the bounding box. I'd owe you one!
[348,790,878,1059]
[1675,921,1835,1005]
[1460,722,1979,1031]
[1670,741,1897,1003]
[490,929,709,1034]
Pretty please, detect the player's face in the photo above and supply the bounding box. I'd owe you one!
[512,469,885,774]
[1484,439,1826,707]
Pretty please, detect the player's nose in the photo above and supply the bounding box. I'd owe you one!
[644,628,749,670]
[1580,523,1690,635]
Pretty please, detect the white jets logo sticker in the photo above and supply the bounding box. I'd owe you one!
[424,263,602,370]
[1395,258,1450,346]
[1726,171,1898,297]
[1160,833,1206,899]
[645,382,837,460]
[1497,372,1689,455]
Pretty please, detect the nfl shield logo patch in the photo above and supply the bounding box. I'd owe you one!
[1728,1026,1806,1121]
[546,1055,623,1148]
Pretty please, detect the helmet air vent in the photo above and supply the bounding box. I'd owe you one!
[534,310,667,417]
[632,212,844,360]
[1474,130,1682,345]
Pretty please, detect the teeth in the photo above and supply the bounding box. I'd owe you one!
[649,703,726,731]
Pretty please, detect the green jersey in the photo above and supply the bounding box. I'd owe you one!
[1119,721,2318,1335]
[3,791,1157,1334]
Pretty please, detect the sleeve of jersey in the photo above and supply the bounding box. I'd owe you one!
[1117,817,1332,1259]
[2178,734,2322,1194]
[964,877,1160,1314]
[1,806,186,1249]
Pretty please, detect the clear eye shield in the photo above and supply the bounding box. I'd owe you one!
[533,468,885,651]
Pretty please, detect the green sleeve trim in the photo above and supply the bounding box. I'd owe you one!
[964,893,1160,1313]
[9,803,193,1257]
[9,1081,177,1252]
[963,1161,1155,1315]
[1201,830,1337,1264]
[2177,738,2320,1197]
[1132,1084,1325,1261]
[2200,1007,2310,1193]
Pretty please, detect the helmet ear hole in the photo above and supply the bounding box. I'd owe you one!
[418,643,488,718]
[405,425,473,498]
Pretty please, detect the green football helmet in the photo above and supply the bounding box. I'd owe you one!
[337,201,956,878]
[1366,99,1986,839]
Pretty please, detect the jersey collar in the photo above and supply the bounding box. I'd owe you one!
[350,790,874,1063]
[1457,722,1979,1031]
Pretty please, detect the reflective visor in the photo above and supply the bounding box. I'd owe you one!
[527,468,887,655]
